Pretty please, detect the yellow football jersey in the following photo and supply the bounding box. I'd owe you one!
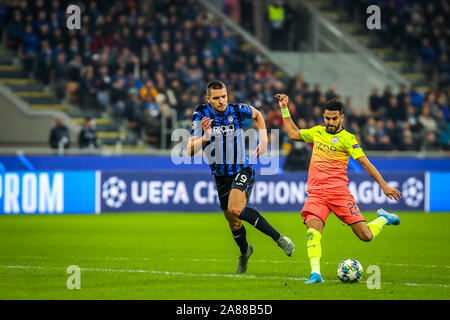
[300,125,365,191]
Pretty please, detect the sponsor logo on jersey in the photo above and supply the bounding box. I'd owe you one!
[352,144,360,149]
[213,124,235,135]
[314,141,337,152]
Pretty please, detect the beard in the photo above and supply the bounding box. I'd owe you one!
[326,122,341,133]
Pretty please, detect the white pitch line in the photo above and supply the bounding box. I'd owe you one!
[0,265,307,282]
[0,264,449,288]
[0,255,449,270]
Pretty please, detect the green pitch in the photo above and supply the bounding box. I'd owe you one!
[0,212,449,300]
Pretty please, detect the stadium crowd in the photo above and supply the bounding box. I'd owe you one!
[0,0,448,152]
[343,0,450,90]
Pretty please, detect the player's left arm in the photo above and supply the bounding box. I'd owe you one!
[357,156,402,201]
[250,105,268,158]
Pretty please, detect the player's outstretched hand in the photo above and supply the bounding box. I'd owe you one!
[201,117,212,142]
[382,185,402,202]
[275,94,289,109]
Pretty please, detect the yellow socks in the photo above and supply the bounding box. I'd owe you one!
[368,217,388,238]
[306,228,322,274]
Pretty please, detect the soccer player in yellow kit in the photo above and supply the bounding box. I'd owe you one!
[275,94,402,284]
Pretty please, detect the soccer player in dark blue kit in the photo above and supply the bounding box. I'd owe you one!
[187,80,295,274]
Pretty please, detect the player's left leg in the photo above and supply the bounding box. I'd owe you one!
[228,189,294,251]
[351,208,400,241]
[350,221,374,242]
[328,189,400,241]
[354,208,400,240]
[228,168,295,256]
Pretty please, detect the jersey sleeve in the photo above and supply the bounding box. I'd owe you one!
[238,104,254,119]
[344,134,365,159]
[190,110,203,137]
[299,126,318,143]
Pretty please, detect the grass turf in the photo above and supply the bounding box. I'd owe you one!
[0,212,449,300]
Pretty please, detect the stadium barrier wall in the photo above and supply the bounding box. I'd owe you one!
[99,171,427,213]
[428,172,450,212]
[0,171,97,214]
[1,170,448,214]
[1,155,450,171]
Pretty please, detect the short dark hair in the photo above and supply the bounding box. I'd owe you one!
[206,80,226,96]
[323,98,344,114]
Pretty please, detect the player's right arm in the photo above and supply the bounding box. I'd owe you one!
[275,94,304,142]
[187,117,212,157]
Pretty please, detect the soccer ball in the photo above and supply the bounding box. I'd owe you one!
[337,259,363,283]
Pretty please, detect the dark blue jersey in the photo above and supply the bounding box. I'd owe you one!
[190,103,254,176]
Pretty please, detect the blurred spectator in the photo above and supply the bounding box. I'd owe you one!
[35,40,52,85]
[19,24,38,74]
[325,84,338,101]
[364,134,378,151]
[406,105,422,133]
[240,0,254,33]
[310,83,321,106]
[49,118,70,149]
[422,132,440,151]
[377,135,393,151]
[400,132,417,151]
[396,84,409,120]
[6,11,23,50]
[386,97,401,123]
[125,88,144,137]
[95,65,112,111]
[346,108,360,126]
[369,88,384,118]
[110,79,128,119]
[362,117,377,137]
[266,0,287,50]
[419,104,438,134]
[78,118,98,149]
[409,84,424,110]
[288,1,310,51]
[53,53,70,102]
[419,38,438,78]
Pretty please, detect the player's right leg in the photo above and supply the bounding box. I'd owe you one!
[303,218,325,284]
[223,210,254,274]
[300,192,330,284]
[215,174,253,274]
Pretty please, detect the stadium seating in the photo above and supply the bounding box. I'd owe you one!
[303,0,449,150]
[0,0,448,151]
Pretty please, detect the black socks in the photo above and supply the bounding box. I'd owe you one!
[232,225,249,254]
[239,207,281,242]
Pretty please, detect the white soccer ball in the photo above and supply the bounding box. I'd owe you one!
[337,259,363,283]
